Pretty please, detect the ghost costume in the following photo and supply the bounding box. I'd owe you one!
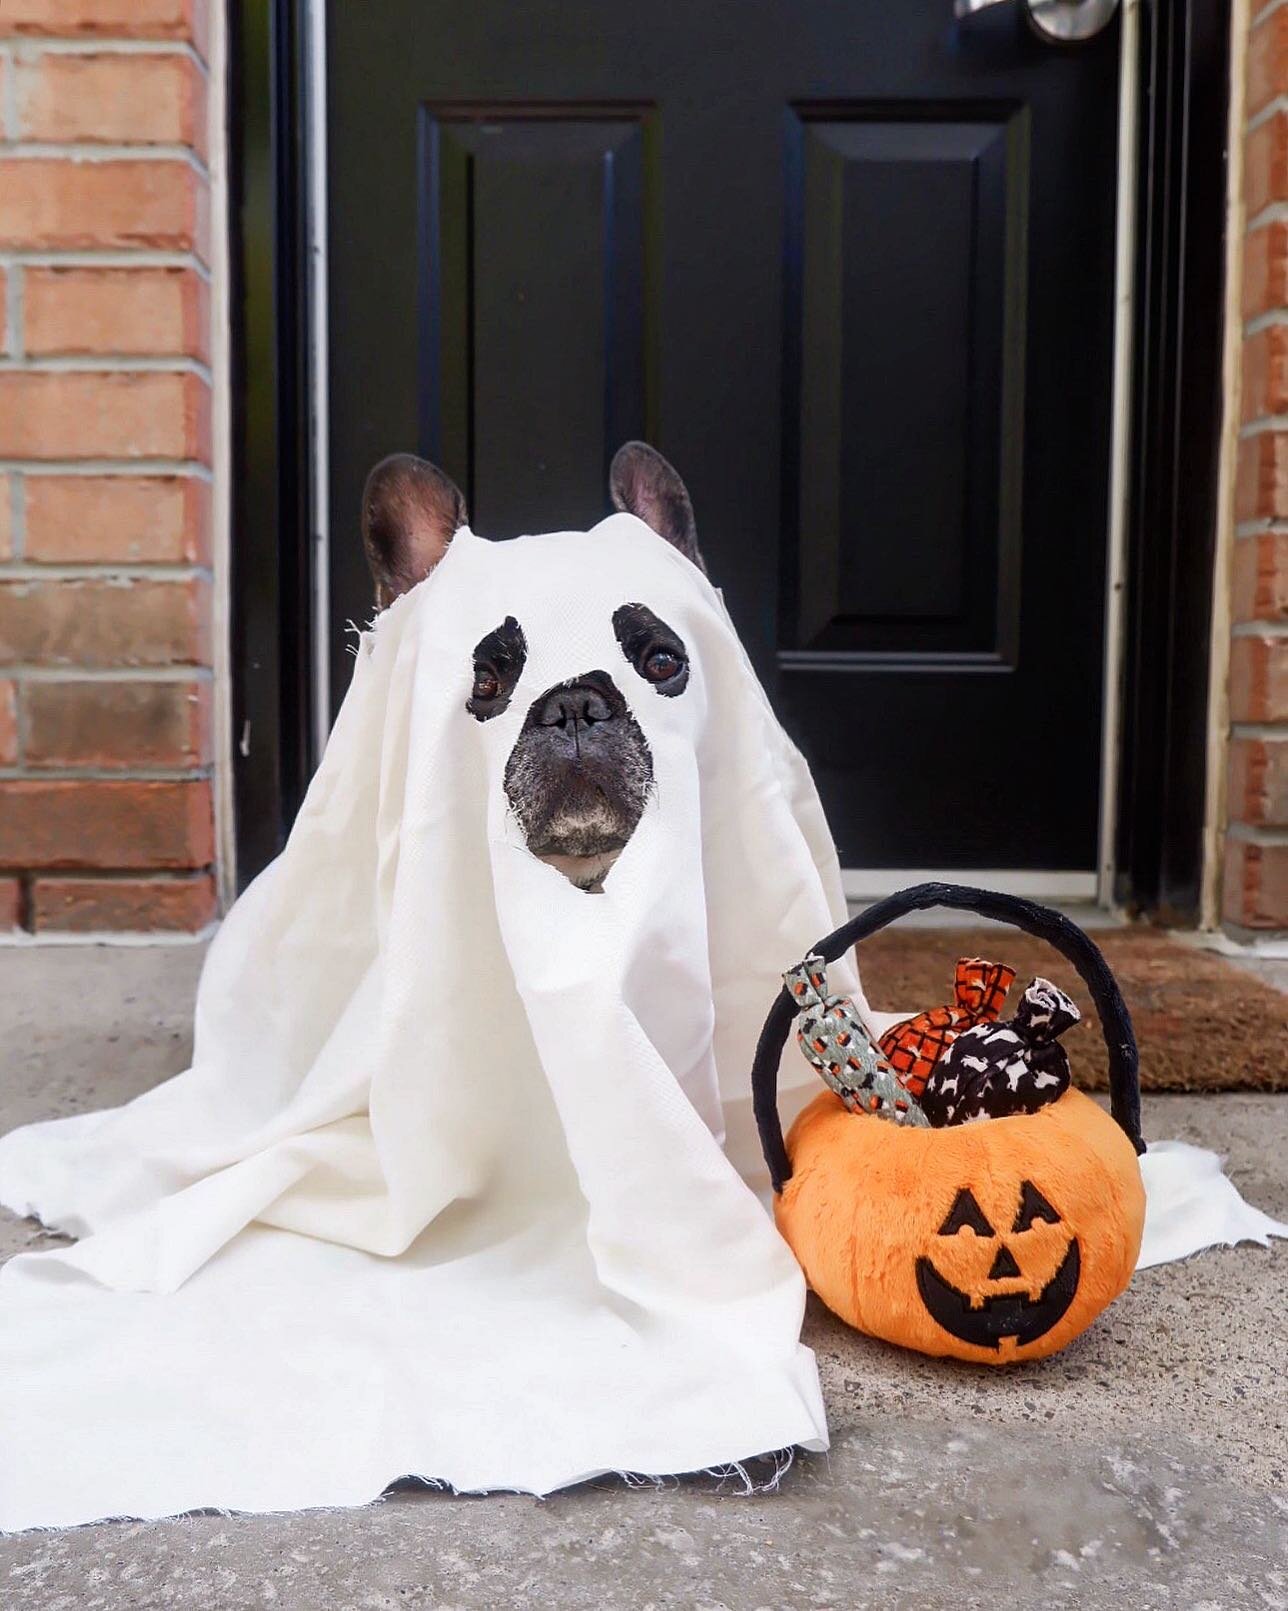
[0,515,878,1531]
[0,514,1282,1532]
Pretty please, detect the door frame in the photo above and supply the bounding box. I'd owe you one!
[228,0,1231,920]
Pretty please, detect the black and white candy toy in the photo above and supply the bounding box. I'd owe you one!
[920,977,1080,1128]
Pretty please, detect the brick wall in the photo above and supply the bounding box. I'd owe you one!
[1228,0,1288,932]
[0,0,217,934]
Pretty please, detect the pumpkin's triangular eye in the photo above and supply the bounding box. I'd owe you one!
[1013,1180,1061,1232]
[938,1188,995,1237]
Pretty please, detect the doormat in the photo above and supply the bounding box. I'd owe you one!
[857,927,1288,1093]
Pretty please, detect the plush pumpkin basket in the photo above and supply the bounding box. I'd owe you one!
[752,883,1147,1364]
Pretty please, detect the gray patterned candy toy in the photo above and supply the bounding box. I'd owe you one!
[920,977,1080,1128]
[784,955,929,1126]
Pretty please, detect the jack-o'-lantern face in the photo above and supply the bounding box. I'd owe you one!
[773,1086,1146,1364]
[915,1182,1080,1351]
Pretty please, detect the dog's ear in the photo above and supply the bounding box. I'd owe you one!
[609,441,705,574]
[362,453,467,607]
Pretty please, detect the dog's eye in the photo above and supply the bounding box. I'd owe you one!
[467,617,527,721]
[472,666,501,703]
[643,648,683,684]
[612,603,690,699]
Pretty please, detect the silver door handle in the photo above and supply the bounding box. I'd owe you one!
[954,0,1119,43]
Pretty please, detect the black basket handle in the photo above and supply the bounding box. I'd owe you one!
[753,882,1145,1193]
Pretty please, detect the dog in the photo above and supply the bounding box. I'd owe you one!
[360,440,704,892]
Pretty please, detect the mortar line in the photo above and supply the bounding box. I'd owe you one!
[0,355,212,380]
[0,765,211,781]
[1,666,213,682]
[10,471,24,561]
[11,40,208,73]
[0,46,17,141]
[0,250,209,277]
[1226,821,1288,845]
[1245,309,1288,335]
[0,460,211,478]
[1231,619,1288,637]
[0,563,211,581]
[6,260,23,359]
[1234,519,1288,536]
[1246,200,1288,232]
[1246,95,1288,134]
[12,660,27,769]
[0,143,209,177]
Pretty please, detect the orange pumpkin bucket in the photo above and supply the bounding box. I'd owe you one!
[752,883,1147,1364]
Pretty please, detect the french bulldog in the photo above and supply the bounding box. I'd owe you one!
[360,441,704,892]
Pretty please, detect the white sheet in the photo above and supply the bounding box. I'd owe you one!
[0,516,1280,1532]
[0,517,863,1531]
[1137,1140,1288,1269]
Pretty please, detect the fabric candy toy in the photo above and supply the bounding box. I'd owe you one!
[786,955,928,1126]
[920,977,1080,1128]
[878,956,1017,1097]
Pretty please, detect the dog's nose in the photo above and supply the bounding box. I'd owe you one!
[535,682,613,729]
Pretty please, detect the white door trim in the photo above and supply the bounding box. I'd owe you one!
[305,0,332,758]
[841,870,1099,903]
[1095,0,1142,909]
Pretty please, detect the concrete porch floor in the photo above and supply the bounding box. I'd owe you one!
[0,943,1284,1610]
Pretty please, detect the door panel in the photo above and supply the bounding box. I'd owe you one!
[421,112,650,537]
[326,1,1119,869]
[784,110,1026,662]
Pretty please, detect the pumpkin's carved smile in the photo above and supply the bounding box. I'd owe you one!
[914,1180,1083,1350]
[915,1238,1081,1349]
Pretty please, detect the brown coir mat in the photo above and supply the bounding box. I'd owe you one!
[856,928,1288,1093]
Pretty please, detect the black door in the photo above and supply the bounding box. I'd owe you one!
[325,0,1119,871]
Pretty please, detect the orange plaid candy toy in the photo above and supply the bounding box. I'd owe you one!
[877,957,1016,1099]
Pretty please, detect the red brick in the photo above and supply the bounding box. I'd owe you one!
[31,872,216,932]
[0,265,7,355]
[1229,634,1288,722]
[0,159,209,257]
[1241,324,1288,421]
[0,0,207,57]
[1244,221,1288,320]
[0,877,21,931]
[0,679,16,765]
[0,372,210,461]
[25,474,209,564]
[1228,736,1288,827]
[1231,532,1288,622]
[1248,4,1288,118]
[1236,432,1288,521]
[1222,838,1288,929]
[17,54,207,158]
[24,679,211,767]
[25,267,210,361]
[0,577,211,667]
[0,474,11,562]
[1245,112,1288,218]
[0,778,212,869]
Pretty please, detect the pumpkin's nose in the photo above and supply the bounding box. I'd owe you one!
[988,1245,1021,1280]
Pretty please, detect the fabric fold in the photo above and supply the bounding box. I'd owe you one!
[0,518,840,1530]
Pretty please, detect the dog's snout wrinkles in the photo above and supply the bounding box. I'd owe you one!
[537,683,613,729]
